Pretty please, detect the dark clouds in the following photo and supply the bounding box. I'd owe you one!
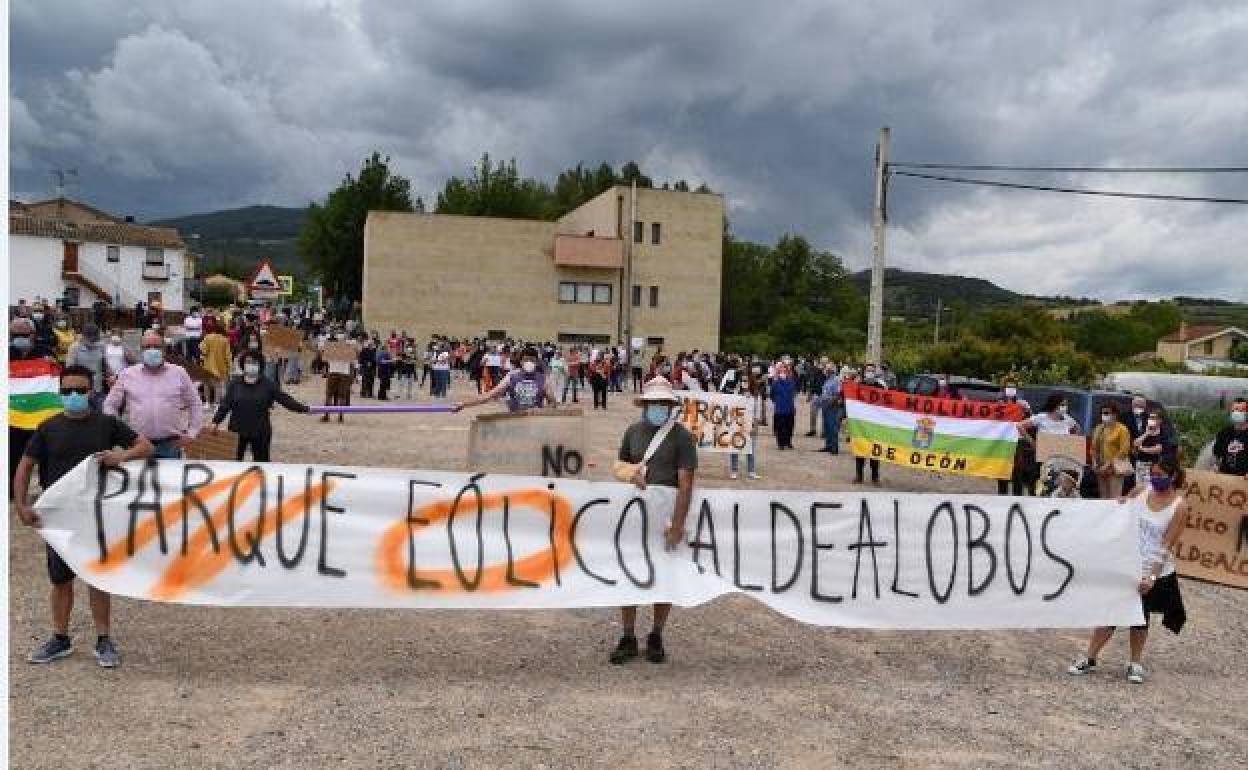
[10,0,1248,300]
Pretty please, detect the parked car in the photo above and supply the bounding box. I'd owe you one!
[904,374,1003,402]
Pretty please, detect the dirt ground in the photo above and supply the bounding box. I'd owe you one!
[9,373,1247,769]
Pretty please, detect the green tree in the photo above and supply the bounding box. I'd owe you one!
[298,152,413,301]
[434,153,553,219]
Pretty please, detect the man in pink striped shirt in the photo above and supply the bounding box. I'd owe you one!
[103,331,203,458]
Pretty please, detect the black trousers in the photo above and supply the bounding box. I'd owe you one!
[632,367,643,392]
[360,368,375,398]
[236,432,272,462]
[855,457,880,482]
[591,374,608,409]
[10,427,33,500]
[773,413,795,448]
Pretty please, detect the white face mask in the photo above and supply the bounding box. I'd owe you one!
[1056,405,1068,417]
[1132,407,1145,416]
[243,363,261,378]
[522,361,537,373]
[1004,386,1017,398]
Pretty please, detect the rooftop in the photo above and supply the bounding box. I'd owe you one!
[9,199,184,250]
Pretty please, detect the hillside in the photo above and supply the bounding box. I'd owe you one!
[149,205,307,279]
[849,268,1041,317]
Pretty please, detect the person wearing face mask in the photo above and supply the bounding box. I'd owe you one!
[997,378,1036,495]
[454,348,556,414]
[13,365,154,668]
[1067,456,1188,685]
[770,360,799,450]
[211,351,309,462]
[52,316,76,363]
[1091,402,1132,500]
[9,317,59,497]
[103,331,203,459]
[1130,409,1176,489]
[1212,397,1248,478]
[609,376,697,664]
[65,324,107,405]
[182,306,203,364]
[816,361,843,454]
[102,333,135,390]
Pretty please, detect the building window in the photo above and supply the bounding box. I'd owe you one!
[1203,340,1214,355]
[633,221,643,243]
[107,245,120,263]
[631,284,641,307]
[651,222,661,244]
[487,329,506,341]
[646,336,665,346]
[649,285,659,307]
[559,281,613,304]
[145,247,165,265]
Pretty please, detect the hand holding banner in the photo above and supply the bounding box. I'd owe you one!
[32,457,1144,629]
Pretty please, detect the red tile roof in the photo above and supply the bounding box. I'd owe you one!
[9,213,184,250]
[1159,324,1241,343]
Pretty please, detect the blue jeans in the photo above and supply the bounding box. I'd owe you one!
[729,451,756,475]
[822,405,842,452]
[151,438,183,459]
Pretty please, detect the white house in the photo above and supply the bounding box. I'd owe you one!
[8,198,189,312]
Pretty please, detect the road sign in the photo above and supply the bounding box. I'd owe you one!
[278,275,294,296]
[247,259,282,299]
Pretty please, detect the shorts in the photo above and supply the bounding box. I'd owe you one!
[1134,572,1186,634]
[326,373,352,402]
[46,545,76,585]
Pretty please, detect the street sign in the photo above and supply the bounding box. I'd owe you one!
[247,259,282,299]
[278,275,294,296]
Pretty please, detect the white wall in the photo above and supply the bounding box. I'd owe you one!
[7,235,186,310]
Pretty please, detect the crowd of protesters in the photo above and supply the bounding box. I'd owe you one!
[9,295,1248,680]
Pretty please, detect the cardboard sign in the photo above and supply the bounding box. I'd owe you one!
[675,391,754,454]
[468,409,586,478]
[322,341,358,363]
[36,457,1146,629]
[1036,433,1087,464]
[183,429,238,461]
[1178,471,1248,590]
[264,324,302,354]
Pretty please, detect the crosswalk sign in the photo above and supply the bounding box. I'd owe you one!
[247,259,281,299]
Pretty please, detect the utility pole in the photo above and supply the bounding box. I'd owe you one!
[866,127,889,366]
[933,297,942,344]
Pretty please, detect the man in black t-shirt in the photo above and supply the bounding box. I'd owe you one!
[1213,398,1248,478]
[13,365,154,668]
[609,376,697,665]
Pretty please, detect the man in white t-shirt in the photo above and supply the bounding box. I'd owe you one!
[182,306,203,363]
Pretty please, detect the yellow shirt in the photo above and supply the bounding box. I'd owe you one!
[53,328,76,362]
[201,332,233,380]
[1092,421,1131,466]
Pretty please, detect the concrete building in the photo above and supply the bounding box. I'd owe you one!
[8,198,190,312]
[363,186,723,352]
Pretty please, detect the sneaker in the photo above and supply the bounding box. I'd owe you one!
[729,472,739,480]
[94,637,121,668]
[1126,663,1145,684]
[645,631,667,664]
[1067,656,1097,675]
[27,635,73,664]
[748,472,760,481]
[609,635,639,665]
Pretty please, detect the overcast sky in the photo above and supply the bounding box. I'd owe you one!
[10,0,1248,300]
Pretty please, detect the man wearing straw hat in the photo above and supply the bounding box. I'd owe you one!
[609,376,697,664]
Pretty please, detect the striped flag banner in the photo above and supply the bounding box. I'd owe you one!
[843,382,1024,480]
[9,358,63,430]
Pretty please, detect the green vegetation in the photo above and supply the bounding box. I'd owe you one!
[1168,408,1228,464]
[434,154,706,221]
[297,152,415,302]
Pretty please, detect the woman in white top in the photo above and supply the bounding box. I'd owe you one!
[1067,455,1187,684]
[1020,393,1082,436]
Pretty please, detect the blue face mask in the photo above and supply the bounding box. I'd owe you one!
[142,348,164,367]
[1149,477,1174,492]
[1232,411,1247,425]
[644,404,671,427]
[61,391,90,415]
[11,336,32,352]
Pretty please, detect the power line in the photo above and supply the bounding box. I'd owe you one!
[888,162,1248,173]
[889,170,1248,204]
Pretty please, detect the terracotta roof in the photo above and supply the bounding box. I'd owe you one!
[1159,324,1243,344]
[19,198,124,224]
[9,213,184,250]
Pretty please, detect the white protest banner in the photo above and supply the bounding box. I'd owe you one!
[675,391,754,454]
[33,458,1143,629]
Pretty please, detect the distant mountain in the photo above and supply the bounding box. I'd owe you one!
[149,205,308,279]
[849,268,1049,317]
